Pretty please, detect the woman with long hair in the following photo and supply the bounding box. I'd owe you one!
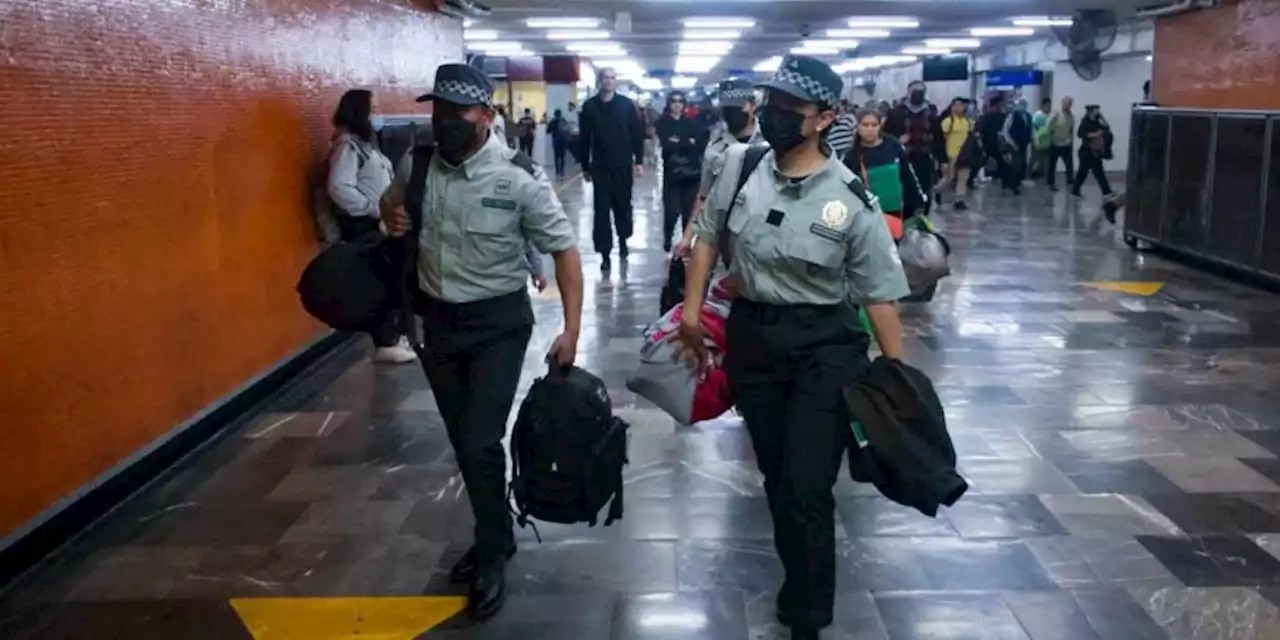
[843,110,925,239]
[327,89,416,363]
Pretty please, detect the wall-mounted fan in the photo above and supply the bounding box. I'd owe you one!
[1054,10,1118,81]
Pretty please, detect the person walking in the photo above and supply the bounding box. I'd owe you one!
[578,67,645,273]
[1031,97,1053,178]
[655,91,707,251]
[673,78,764,256]
[884,80,942,215]
[939,97,976,210]
[678,55,908,640]
[326,89,417,364]
[845,109,925,225]
[547,108,569,178]
[379,64,584,621]
[516,108,536,156]
[1045,96,1076,191]
[1000,98,1034,195]
[1072,104,1114,199]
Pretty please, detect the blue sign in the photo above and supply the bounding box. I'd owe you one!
[986,68,1043,87]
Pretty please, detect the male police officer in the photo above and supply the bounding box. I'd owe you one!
[678,56,908,640]
[381,63,584,620]
[673,78,763,256]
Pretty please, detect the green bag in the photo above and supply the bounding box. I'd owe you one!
[858,306,876,340]
[1034,125,1051,151]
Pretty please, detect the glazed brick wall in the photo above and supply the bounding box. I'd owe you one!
[1153,0,1280,109]
[0,0,460,539]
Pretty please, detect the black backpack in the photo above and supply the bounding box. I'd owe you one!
[510,366,628,530]
[297,146,434,338]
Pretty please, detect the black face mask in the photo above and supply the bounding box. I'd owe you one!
[722,107,751,135]
[433,114,481,161]
[909,90,926,105]
[758,105,808,156]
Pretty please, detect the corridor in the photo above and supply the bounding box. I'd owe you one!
[4,171,1280,639]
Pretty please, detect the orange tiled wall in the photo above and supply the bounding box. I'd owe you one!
[1152,0,1280,109]
[0,0,460,539]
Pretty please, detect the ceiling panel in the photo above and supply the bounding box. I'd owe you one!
[467,0,1152,86]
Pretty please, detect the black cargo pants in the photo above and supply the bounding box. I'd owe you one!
[415,290,534,560]
[725,299,870,631]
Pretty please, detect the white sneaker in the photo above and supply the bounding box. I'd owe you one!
[375,337,418,364]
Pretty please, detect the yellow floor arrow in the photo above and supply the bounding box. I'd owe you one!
[1080,281,1165,296]
[230,596,466,640]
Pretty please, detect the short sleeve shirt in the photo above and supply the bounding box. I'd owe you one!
[382,134,576,303]
[692,145,910,306]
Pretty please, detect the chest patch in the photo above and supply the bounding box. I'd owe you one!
[481,197,517,211]
[809,222,845,243]
[494,178,513,196]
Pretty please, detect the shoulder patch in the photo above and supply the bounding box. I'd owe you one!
[509,151,537,177]
[845,179,875,210]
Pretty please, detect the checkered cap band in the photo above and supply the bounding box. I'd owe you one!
[720,87,754,101]
[436,79,491,103]
[771,67,838,106]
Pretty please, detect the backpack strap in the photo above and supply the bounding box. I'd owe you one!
[844,178,875,211]
[718,144,769,265]
[397,144,435,357]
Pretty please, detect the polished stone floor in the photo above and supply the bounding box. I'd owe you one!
[5,166,1280,640]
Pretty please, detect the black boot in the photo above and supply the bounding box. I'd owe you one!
[450,543,517,583]
[468,558,507,620]
[601,254,612,273]
[619,242,630,260]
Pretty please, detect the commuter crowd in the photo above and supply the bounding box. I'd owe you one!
[304,52,1133,640]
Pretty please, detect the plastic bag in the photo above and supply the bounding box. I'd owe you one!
[898,227,951,296]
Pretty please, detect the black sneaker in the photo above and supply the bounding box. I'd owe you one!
[663,239,672,252]
[468,559,507,621]
[619,243,630,260]
[601,256,612,273]
[1103,200,1119,225]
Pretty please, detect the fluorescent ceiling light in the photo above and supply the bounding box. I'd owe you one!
[804,39,859,50]
[635,77,664,91]
[683,18,755,29]
[826,29,892,39]
[526,18,599,29]
[671,75,698,89]
[754,56,782,72]
[1012,16,1073,27]
[675,58,720,73]
[469,41,524,51]
[679,41,735,54]
[463,19,473,28]
[684,30,742,40]
[847,17,919,29]
[566,43,625,53]
[903,47,952,55]
[464,30,500,41]
[546,30,610,40]
[970,27,1036,37]
[790,46,840,56]
[925,38,981,49]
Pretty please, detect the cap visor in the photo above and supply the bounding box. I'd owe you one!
[415,92,485,106]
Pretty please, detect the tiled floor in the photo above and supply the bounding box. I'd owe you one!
[4,167,1280,639]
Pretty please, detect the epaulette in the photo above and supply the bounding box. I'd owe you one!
[509,151,537,177]
[845,179,874,210]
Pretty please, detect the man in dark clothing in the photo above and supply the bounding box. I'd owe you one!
[999,98,1034,195]
[884,80,942,215]
[980,96,1011,192]
[579,68,645,273]
[654,91,707,252]
[1072,105,1114,199]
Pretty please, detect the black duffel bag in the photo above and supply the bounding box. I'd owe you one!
[297,235,399,332]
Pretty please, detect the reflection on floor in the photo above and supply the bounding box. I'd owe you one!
[5,169,1280,640]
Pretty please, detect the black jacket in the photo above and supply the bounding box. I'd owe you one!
[1078,115,1114,159]
[578,92,645,171]
[843,357,968,517]
[655,113,707,183]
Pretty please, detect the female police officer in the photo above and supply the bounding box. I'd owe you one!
[677,56,908,639]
